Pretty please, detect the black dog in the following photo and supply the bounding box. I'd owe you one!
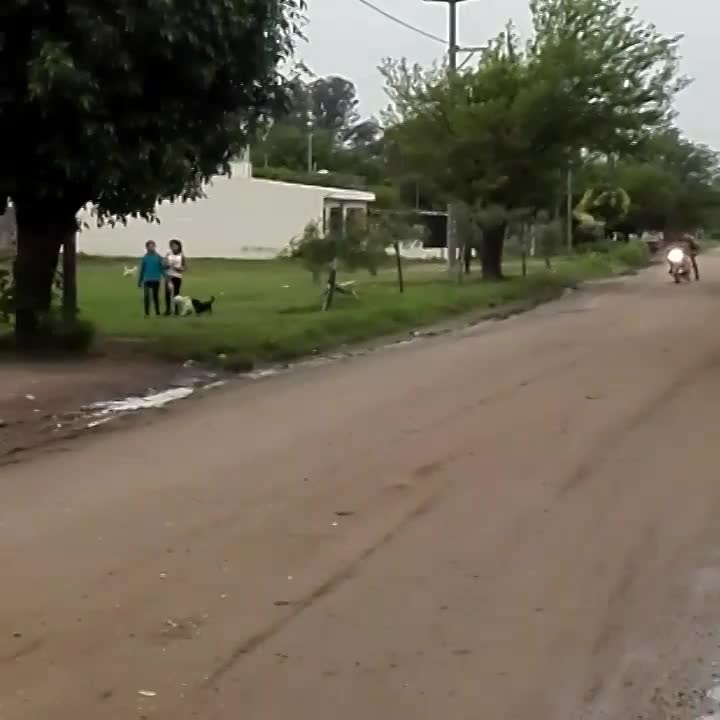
[191,296,215,315]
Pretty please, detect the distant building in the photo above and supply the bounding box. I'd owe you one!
[77,159,375,259]
[378,209,448,260]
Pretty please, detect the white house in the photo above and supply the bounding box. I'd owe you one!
[77,159,375,259]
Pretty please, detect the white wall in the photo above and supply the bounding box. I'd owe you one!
[78,172,329,259]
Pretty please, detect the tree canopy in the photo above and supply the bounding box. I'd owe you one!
[0,0,304,344]
[380,0,688,277]
[527,0,686,154]
[577,129,720,234]
[251,71,387,184]
[1,0,304,222]
[309,76,360,134]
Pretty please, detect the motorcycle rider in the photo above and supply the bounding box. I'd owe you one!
[667,233,700,280]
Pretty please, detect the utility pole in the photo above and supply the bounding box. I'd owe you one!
[424,0,471,276]
[306,112,314,174]
[566,163,573,252]
[424,0,467,71]
[447,1,459,275]
[448,0,459,71]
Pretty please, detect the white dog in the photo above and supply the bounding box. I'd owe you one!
[172,295,194,316]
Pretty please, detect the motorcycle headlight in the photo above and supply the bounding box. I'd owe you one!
[667,248,685,264]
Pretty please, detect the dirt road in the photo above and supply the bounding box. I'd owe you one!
[4,259,720,720]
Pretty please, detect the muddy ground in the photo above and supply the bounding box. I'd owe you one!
[0,359,179,460]
[0,354,231,463]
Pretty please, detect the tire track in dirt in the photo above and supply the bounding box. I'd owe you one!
[205,455,459,686]
[559,348,720,497]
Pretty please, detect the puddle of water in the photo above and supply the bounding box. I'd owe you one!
[87,417,113,429]
[387,338,422,350]
[88,387,194,415]
[246,368,284,380]
[67,305,549,433]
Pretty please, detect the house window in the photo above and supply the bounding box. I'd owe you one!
[327,205,343,236]
[346,207,366,231]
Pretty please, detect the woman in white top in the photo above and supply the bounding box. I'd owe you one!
[164,239,187,315]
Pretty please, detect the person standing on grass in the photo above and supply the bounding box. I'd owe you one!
[138,240,165,316]
[164,239,187,315]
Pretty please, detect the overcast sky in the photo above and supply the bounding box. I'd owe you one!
[301,0,718,147]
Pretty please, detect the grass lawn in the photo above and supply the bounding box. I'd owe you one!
[64,243,647,368]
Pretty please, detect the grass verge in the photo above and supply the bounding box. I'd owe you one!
[1,242,649,369]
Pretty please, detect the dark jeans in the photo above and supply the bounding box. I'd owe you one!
[143,281,160,316]
[165,277,183,315]
[691,254,700,280]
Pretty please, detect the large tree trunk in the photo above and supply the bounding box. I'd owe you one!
[481,223,507,280]
[13,203,76,349]
[447,202,458,277]
[62,231,78,322]
[393,241,404,294]
[520,224,528,277]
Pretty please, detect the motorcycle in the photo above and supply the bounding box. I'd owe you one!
[666,246,692,283]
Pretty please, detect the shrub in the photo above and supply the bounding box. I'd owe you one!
[288,221,336,282]
[289,217,394,281]
[0,314,96,355]
[0,263,65,324]
[0,261,95,354]
[608,239,650,268]
[369,184,402,210]
[536,219,563,258]
[343,217,387,275]
[43,316,97,354]
[573,239,615,255]
[0,267,12,322]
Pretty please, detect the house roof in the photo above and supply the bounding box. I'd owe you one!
[251,176,375,203]
[323,187,376,203]
[234,160,375,204]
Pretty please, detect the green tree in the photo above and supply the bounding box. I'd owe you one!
[279,72,314,125]
[343,119,382,148]
[618,164,678,232]
[378,57,447,127]
[0,0,304,346]
[309,76,360,135]
[253,121,337,172]
[528,0,686,156]
[635,129,720,230]
[381,0,686,278]
[578,128,720,233]
[252,71,387,184]
[383,29,559,278]
[574,186,631,236]
[379,58,447,213]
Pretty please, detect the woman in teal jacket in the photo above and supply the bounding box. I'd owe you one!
[138,241,165,316]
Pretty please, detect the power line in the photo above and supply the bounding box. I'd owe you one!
[353,0,447,45]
